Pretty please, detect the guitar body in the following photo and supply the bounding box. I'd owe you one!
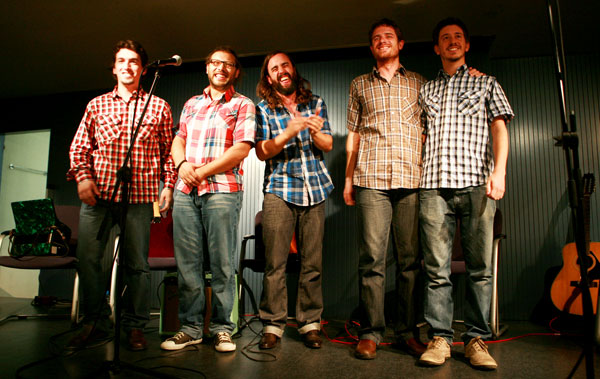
[551,242,600,315]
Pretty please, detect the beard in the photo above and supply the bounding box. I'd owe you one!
[273,73,297,96]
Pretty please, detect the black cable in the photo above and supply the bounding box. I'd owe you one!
[239,317,277,362]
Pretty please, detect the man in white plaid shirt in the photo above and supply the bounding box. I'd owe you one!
[418,18,514,370]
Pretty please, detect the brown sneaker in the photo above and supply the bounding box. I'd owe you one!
[419,336,451,366]
[465,336,497,370]
[160,331,202,351]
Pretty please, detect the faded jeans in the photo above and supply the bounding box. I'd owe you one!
[173,189,242,338]
[420,185,495,345]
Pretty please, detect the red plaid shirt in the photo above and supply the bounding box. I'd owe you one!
[176,86,255,195]
[68,87,176,203]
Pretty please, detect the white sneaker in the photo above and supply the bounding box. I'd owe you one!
[419,336,451,366]
[160,331,202,351]
[214,332,236,352]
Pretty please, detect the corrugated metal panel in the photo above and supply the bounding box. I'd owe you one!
[154,53,599,321]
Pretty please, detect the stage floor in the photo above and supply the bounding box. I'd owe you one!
[1,297,598,378]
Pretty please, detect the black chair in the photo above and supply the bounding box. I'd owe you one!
[450,208,507,339]
[238,211,300,316]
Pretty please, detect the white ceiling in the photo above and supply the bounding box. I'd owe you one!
[1,0,597,99]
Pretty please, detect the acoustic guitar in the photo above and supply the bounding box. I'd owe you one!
[551,174,599,315]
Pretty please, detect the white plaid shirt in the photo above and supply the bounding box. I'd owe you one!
[419,65,514,189]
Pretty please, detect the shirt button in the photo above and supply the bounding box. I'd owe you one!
[391,111,395,115]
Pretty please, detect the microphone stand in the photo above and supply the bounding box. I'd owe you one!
[546,1,595,377]
[99,67,174,378]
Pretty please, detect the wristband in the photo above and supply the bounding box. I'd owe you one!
[176,159,187,171]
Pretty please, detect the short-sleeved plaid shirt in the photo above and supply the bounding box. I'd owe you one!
[347,66,426,190]
[256,95,334,206]
[419,65,514,189]
[67,87,176,203]
[176,86,256,196]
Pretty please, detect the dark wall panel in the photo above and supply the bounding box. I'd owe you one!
[4,50,597,321]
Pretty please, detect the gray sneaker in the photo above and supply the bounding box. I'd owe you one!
[214,332,236,352]
[465,336,497,370]
[419,336,451,366]
[160,331,202,351]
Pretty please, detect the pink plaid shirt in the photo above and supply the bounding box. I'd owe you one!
[68,87,176,203]
[176,86,255,195]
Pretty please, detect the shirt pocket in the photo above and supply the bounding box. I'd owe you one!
[458,89,482,116]
[137,114,158,141]
[95,114,122,145]
[423,94,440,119]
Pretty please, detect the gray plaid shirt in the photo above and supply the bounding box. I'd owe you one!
[419,64,514,189]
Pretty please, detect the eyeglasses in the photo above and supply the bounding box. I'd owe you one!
[207,59,236,69]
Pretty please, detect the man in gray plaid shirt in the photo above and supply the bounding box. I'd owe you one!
[418,18,514,370]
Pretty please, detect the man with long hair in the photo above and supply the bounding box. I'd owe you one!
[67,40,176,351]
[160,46,255,353]
[255,51,333,350]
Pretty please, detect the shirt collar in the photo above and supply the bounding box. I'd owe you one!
[110,86,146,100]
[203,85,236,103]
[371,64,407,80]
[437,63,469,79]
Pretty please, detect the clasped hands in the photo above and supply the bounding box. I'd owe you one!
[179,161,208,188]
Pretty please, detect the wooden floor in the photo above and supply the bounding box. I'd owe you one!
[1,297,599,378]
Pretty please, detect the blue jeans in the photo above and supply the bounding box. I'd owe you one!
[172,189,242,339]
[259,193,325,337]
[420,186,496,344]
[76,202,152,332]
[355,187,420,344]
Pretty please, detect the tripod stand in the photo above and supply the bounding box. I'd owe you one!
[546,0,596,377]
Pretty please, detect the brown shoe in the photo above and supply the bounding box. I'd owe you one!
[128,329,148,351]
[302,330,322,349]
[66,324,109,350]
[397,337,427,356]
[355,339,377,360]
[259,333,279,349]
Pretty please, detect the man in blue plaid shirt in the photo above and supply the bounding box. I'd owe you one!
[255,51,334,350]
[418,18,514,370]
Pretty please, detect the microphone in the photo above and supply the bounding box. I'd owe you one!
[148,55,182,67]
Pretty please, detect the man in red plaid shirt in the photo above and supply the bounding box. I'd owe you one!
[160,46,255,353]
[67,40,176,351]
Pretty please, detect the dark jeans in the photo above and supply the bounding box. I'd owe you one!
[355,187,420,344]
[259,193,325,337]
[76,202,152,332]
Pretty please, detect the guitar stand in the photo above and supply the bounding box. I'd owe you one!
[547,0,596,377]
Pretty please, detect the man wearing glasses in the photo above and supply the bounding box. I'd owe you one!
[160,46,255,352]
[255,51,333,350]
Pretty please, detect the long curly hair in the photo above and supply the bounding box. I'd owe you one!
[256,51,312,109]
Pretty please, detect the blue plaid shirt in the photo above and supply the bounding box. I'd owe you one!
[256,95,334,206]
[419,64,514,189]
